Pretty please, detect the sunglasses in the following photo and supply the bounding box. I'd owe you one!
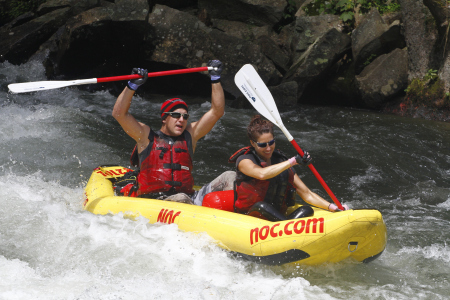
[164,112,190,120]
[253,139,275,148]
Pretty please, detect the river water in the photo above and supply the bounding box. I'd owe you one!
[1,60,449,300]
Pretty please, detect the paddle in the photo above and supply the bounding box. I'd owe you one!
[8,66,214,94]
[234,64,344,210]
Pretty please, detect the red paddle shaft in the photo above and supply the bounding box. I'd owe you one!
[96,66,211,83]
[290,140,344,210]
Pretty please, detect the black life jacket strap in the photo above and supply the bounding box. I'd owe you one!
[130,145,139,167]
[165,181,182,187]
[163,163,182,170]
[155,147,169,159]
[175,148,187,153]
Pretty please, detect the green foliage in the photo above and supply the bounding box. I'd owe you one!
[284,0,297,19]
[405,70,450,109]
[424,69,438,82]
[303,0,401,26]
[275,0,298,32]
[364,54,377,65]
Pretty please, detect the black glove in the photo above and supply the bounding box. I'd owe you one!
[127,68,148,91]
[295,151,312,166]
[207,60,223,82]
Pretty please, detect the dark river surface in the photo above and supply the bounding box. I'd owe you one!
[1,60,449,299]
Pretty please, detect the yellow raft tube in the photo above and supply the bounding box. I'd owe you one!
[84,166,387,266]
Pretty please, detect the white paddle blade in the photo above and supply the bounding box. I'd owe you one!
[234,64,283,126]
[8,78,97,93]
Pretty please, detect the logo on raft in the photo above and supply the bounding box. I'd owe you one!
[157,209,181,224]
[250,218,324,245]
[95,168,131,177]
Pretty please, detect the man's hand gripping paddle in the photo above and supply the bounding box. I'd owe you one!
[234,64,344,210]
[8,66,214,93]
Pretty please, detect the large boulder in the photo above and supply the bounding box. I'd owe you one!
[37,0,100,16]
[256,35,290,73]
[324,58,361,107]
[0,8,72,64]
[355,48,408,108]
[211,19,272,41]
[441,56,450,92]
[198,0,286,27]
[33,0,150,79]
[399,0,438,80]
[422,0,450,92]
[283,14,343,63]
[155,0,196,9]
[231,80,298,109]
[147,5,281,97]
[352,8,387,59]
[269,81,298,107]
[207,18,288,75]
[352,8,406,74]
[284,28,352,101]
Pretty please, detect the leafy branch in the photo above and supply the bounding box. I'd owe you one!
[303,0,401,27]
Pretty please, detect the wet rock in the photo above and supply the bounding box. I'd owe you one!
[198,0,286,27]
[284,28,352,101]
[352,8,406,75]
[37,0,100,16]
[212,19,272,41]
[256,35,290,73]
[33,0,150,79]
[399,0,438,80]
[352,9,388,60]
[381,11,402,25]
[231,81,297,109]
[356,48,408,108]
[283,14,343,63]
[3,12,36,29]
[269,81,298,107]
[147,5,280,97]
[0,8,72,64]
[325,58,361,107]
[422,0,450,92]
[156,0,196,9]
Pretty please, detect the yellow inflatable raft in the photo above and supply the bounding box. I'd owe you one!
[84,166,387,266]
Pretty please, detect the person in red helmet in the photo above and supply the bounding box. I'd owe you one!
[112,60,225,203]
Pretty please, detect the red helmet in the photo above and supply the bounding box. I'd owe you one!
[160,98,188,119]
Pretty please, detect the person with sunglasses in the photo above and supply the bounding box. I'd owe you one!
[229,115,349,219]
[112,60,225,203]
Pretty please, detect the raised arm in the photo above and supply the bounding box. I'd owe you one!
[188,60,225,150]
[112,68,150,152]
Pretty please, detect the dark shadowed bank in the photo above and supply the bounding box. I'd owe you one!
[1,0,449,122]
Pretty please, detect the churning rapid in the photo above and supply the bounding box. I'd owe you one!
[1,60,449,300]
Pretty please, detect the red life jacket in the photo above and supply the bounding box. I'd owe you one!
[229,146,295,214]
[136,129,194,197]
